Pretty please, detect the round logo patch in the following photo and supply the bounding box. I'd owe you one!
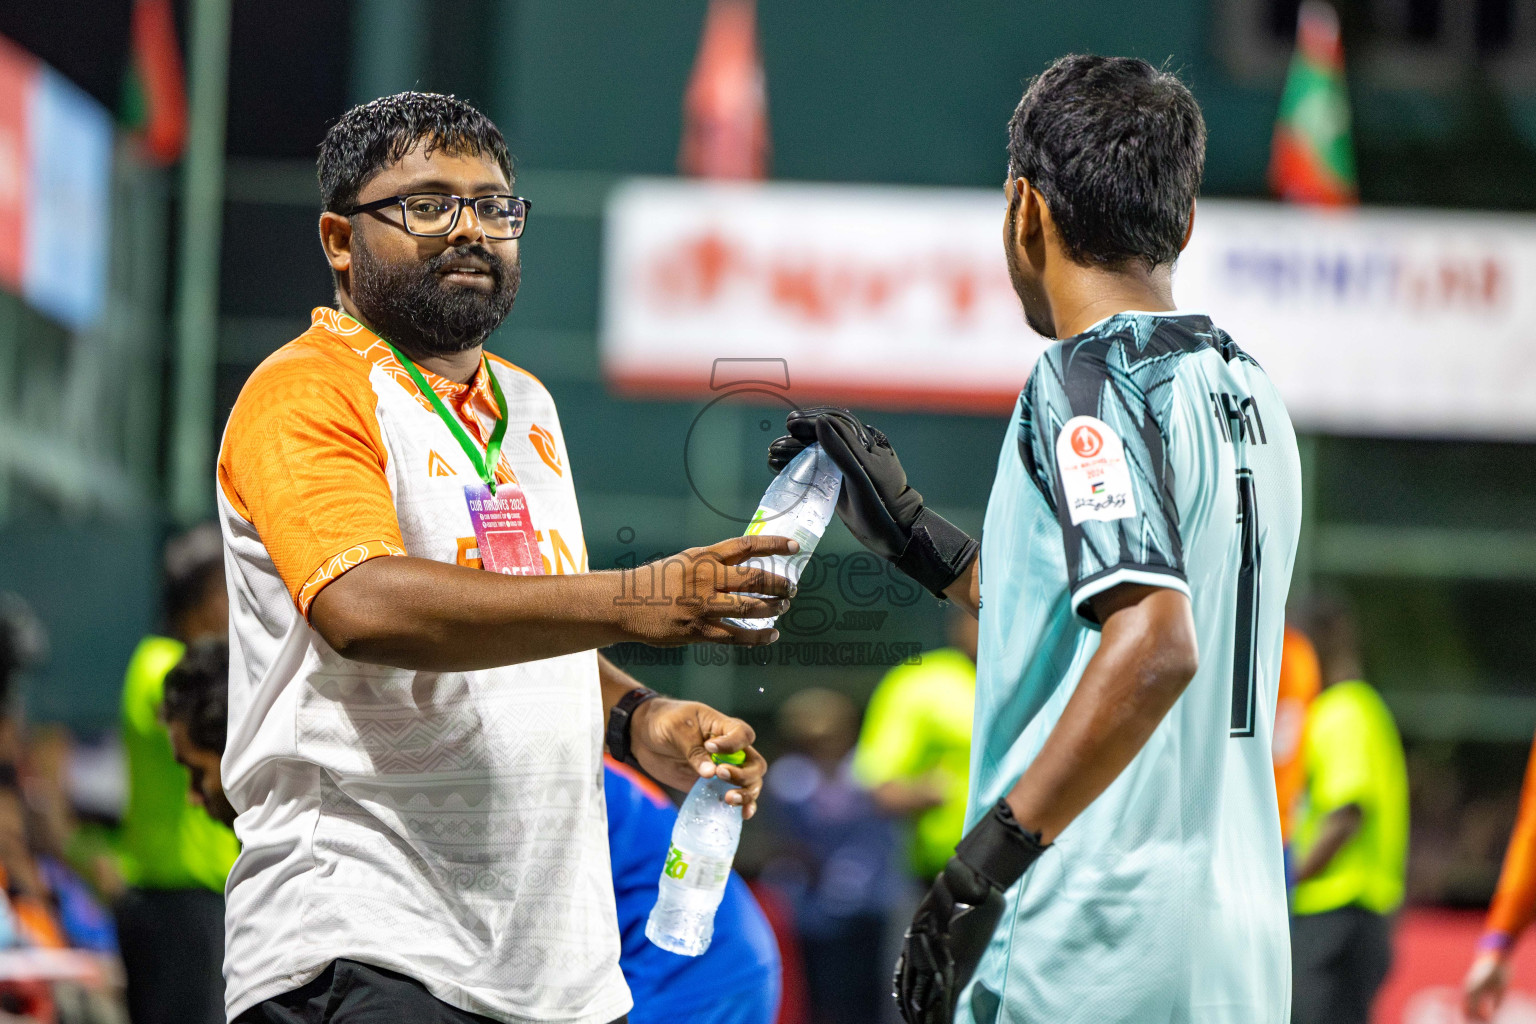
[1070,424,1103,459]
[1055,415,1136,525]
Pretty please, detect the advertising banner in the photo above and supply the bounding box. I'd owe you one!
[603,179,1536,439]
[0,34,112,330]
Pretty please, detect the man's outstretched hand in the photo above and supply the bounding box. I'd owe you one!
[628,697,767,819]
[895,800,1047,1023]
[768,407,977,598]
[620,535,798,647]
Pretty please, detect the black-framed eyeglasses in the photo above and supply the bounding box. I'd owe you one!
[346,193,531,240]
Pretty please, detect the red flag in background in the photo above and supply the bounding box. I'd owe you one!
[121,0,187,165]
[0,35,36,296]
[1268,0,1357,205]
[679,0,769,179]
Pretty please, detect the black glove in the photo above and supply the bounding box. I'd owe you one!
[894,800,1048,1024]
[767,407,978,597]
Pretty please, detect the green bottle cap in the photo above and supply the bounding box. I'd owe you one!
[710,749,747,766]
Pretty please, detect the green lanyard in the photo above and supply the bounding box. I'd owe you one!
[379,337,510,494]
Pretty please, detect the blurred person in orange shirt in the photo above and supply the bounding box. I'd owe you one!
[1274,625,1322,850]
[1464,736,1536,1020]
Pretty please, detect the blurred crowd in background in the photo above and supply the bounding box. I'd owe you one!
[0,520,1520,1023]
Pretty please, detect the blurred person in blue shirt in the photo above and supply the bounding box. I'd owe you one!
[605,756,781,1024]
[759,687,905,1024]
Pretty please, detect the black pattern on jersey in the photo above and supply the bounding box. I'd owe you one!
[1015,313,1249,619]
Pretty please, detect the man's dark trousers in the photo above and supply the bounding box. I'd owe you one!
[116,887,226,1024]
[235,959,630,1024]
[1290,905,1394,1024]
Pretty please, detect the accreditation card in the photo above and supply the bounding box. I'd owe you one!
[464,482,544,576]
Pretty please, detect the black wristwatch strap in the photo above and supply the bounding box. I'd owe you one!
[605,687,660,767]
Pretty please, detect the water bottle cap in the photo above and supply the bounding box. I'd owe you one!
[710,749,747,766]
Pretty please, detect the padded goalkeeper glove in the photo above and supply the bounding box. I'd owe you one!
[767,407,978,597]
[894,800,1048,1024]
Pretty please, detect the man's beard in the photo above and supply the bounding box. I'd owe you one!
[350,239,521,355]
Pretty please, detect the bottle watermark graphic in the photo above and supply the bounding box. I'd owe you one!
[608,356,937,668]
[682,357,812,526]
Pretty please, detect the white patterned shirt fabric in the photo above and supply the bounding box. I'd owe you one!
[216,308,628,1024]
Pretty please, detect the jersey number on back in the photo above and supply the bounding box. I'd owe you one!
[1230,469,1260,737]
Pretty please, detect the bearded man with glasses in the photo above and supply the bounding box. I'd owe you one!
[217,92,795,1024]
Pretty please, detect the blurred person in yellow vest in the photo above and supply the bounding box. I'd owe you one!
[1274,625,1322,849]
[1288,598,1408,1024]
[115,524,239,1024]
[852,609,976,881]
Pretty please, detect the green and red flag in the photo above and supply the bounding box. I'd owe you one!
[679,0,769,180]
[120,0,186,166]
[1269,1,1357,205]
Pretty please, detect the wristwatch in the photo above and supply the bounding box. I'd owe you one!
[605,686,660,767]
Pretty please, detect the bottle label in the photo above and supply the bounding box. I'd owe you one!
[662,843,732,891]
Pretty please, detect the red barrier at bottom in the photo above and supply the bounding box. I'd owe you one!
[1375,908,1536,1023]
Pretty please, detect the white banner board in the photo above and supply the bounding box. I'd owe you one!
[602,178,1536,438]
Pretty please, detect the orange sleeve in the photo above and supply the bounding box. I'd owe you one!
[218,337,406,616]
[1486,736,1536,941]
[1274,626,1322,843]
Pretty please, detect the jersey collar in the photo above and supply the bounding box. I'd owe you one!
[311,307,504,440]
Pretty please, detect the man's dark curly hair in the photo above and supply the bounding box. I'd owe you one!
[1007,55,1206,270]
[317,91,513,214]
[162,638,229,756]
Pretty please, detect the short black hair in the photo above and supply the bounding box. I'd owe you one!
[1007,54,1206,269]
[317,91,513,213]
[162,638,228,756]
[164,523,224,626]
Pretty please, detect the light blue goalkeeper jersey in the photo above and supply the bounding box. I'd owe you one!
[961,312,1301,1024]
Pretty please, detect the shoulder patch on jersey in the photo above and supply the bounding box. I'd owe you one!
[528,423,563,476]
[1056,415,1137,525]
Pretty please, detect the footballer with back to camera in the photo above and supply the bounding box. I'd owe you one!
[770,55,1302,1023]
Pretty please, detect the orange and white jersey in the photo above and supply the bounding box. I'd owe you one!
[1273,625,1322,845]
[1482,735,1536,952]
[216,308,628,1024]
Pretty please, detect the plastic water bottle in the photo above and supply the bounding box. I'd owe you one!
[645,750,747,956]
[724,442,843,630]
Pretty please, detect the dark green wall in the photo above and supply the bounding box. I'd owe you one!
[0,521,159,731]
[499,0,1276,193]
